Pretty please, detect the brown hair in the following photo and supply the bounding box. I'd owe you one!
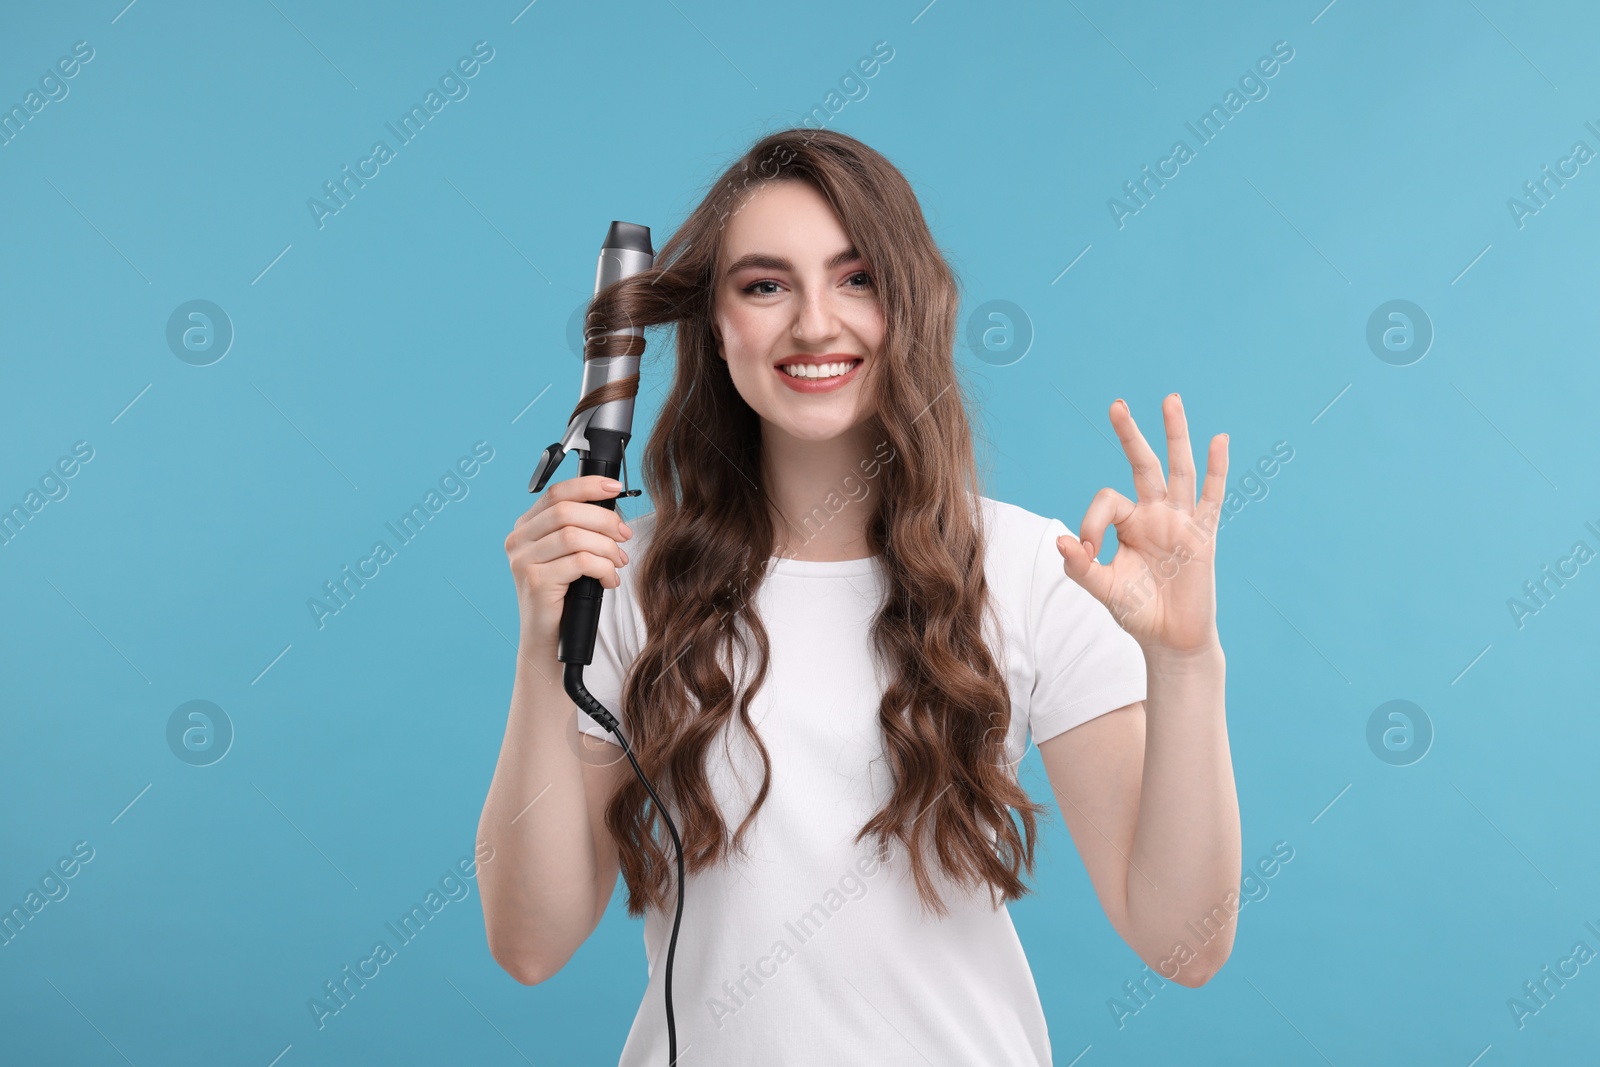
[576,127,1046,919]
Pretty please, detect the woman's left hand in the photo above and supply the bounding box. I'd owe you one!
[1055,393,1227,656]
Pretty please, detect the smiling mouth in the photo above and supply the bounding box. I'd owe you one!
[777,359,863,381]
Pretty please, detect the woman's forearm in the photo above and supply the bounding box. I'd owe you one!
[1122,640,1240,985]
[476,639,604,984]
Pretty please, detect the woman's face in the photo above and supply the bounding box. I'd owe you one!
[714,179,883,443]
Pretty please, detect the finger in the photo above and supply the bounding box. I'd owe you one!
[1162,393,1196,509]
[534,549,623,590]
[544,524,636,566]
[512,521,630,570]
[515,475,626,531]
[1109,399,1166,503]
[507,493,633,564]
[512,504,633,566]
[1075,486,1138,565]
[1055,525,1114,606]
[1197,432,1230,527]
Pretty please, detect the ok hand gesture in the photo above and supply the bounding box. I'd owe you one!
[1055,394,1227,657]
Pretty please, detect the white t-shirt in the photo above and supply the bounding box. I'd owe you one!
[577,494,1147,1066]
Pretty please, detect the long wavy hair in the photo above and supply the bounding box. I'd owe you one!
[574,127,1048,919]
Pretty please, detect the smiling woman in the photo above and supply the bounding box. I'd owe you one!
[711,179,888,507]
[480,126,1239,1067]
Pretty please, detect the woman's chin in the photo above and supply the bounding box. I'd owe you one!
[761,410,865,444]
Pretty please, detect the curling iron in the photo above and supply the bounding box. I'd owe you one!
[527,221,687,1066]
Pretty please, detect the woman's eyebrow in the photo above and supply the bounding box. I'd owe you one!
[724,246,862,277]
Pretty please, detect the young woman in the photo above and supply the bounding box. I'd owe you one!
[479,128,1240,1065]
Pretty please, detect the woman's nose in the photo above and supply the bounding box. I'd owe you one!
[791,291,842,344]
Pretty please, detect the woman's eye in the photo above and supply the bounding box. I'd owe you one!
[741,273,871,296]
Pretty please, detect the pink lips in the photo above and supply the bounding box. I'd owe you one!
[774,358,864,394]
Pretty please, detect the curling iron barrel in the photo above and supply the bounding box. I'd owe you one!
[527,220,654,670]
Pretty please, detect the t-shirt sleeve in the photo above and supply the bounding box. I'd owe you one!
[1025,516,1147,746]
[575,570,640,747]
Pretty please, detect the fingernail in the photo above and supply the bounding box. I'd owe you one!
[1082,538,1094,556]
[619,522,633,538]
[621,547,629,562]
[603,479,623,491]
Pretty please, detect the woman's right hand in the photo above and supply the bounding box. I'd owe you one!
[504,475,633,651]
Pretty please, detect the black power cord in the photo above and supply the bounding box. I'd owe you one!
[567,662,687,1066]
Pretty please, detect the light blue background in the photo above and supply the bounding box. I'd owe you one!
[3,0,1597,1063]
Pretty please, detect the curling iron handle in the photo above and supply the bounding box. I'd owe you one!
[556,453,620,666]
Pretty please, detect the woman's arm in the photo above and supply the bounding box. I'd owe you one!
[1040,643,1237,987]
[476,638,628,984]
[1044,393,1240,985]
[1131,642,1236,979]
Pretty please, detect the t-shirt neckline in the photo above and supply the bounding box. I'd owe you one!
[767,554,880,577]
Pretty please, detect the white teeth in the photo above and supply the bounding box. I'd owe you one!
[780,360,859,379]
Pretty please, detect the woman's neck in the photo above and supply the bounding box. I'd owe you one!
[762,422,882,562]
